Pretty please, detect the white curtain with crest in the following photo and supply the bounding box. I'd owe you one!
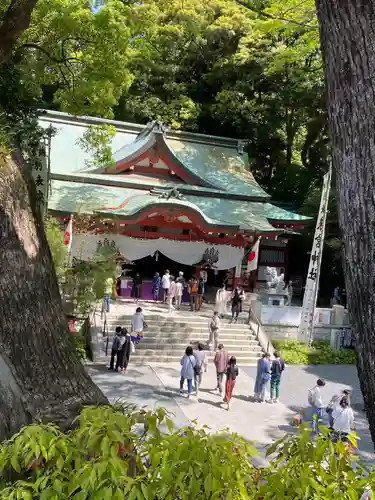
[70,234,244,270]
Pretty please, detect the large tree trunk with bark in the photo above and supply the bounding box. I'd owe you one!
[0,154,107,439]
[0,0,38,64]
[315,0,375,445]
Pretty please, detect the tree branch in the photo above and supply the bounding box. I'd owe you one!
[17,42,80,64]
[0,0,38,64]
[16,42,80,93]
[236,0,318,30]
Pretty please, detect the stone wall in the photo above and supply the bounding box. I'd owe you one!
[263,324,332,342]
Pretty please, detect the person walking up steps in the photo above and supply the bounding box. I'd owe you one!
[213,344,229,395]
[270,351,285,403]
[223,356,239,410]
[208,311,220,350]
[194,343,208,398]
[131,307,146,343]
[180,346,196,398]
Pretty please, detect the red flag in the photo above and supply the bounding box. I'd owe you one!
[64,214,73,253]
[247,238,260,272]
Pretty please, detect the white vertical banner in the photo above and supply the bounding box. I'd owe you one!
[298,166,332,344]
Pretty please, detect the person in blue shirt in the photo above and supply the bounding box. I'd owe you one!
[152,272,161,302]
[180,346,196,398]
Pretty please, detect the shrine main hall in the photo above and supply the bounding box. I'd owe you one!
[40,111,308,291]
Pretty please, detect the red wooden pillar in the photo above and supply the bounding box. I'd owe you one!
[195,265,201,279]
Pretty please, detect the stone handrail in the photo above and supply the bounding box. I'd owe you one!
[248,308,274,355]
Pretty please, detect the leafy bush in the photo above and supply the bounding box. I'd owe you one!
[273,340,356,365]
[0,405,371,499]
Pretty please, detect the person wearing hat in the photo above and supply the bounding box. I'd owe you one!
[213,343,229,395]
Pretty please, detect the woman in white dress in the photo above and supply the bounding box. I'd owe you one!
[215,285,228,318]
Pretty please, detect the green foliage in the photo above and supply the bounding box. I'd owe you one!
[45,216,117,316]
[76,124,116,170]
[22,0,134,117]
[114,0,327,205]
[273,339,356,365]
[64,245,117,316]
[45,216,68,279]
[261,424,371,499]
[0,405,371,499]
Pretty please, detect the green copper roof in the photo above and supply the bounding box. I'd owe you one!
[48,180,278,233]
[166,138,269,199]
[40,111,310,227]
[47,180,146,214]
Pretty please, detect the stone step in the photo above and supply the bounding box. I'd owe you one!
[107,321,251,332]
[121,337,260,346]
[131,343,261,356]
[104,333,257,342]
[105,317,251,327]
[131,342,262,351]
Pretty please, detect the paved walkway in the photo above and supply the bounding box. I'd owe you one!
[87,360,374,464]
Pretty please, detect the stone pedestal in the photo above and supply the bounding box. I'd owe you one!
[332,304,346,325]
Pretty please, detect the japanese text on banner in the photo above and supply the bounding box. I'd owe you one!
[298,167,332,344]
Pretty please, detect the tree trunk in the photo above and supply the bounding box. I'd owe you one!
[0,154,107,439]
[0,0,39,64]
[315,0,375,445]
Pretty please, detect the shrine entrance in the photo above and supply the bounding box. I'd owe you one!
[131,253,195,281]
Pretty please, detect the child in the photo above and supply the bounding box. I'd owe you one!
[223,356,239,410]
[131,307,145,344]
[308,378,326,432]
[109,326,122,371]
[331,395,355,444]
[180,346,196,398]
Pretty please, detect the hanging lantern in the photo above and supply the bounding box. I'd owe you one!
[155,250,159,262]
[64,231,70,246]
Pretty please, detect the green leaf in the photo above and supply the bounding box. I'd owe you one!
[10,454,20,473]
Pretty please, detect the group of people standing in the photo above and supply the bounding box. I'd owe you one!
[152,270,207,312]
[308,378,355,443]
[179,343,239,410]
[109,327,133,373]
[108,307,147,373]
[254,351,285,403]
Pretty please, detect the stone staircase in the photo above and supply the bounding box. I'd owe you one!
[102,307,263,365]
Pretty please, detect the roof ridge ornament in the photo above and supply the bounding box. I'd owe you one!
[150,187,184,200]
[237,140,246,155]
[152,120,167,135]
